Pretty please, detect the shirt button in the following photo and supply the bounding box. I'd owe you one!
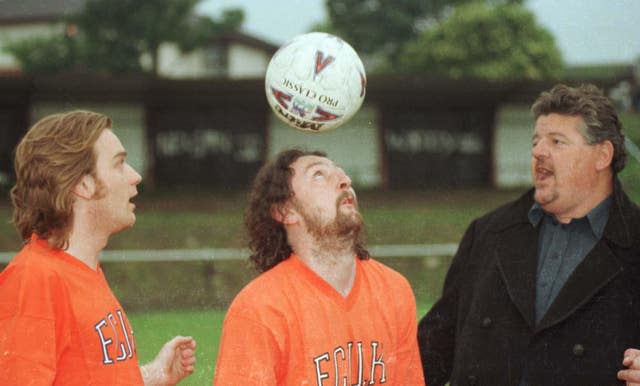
[572,344,585,357]
[482,317,492,328]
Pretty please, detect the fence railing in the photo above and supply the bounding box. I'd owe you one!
[0,243,458,263]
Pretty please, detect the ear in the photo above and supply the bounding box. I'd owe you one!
[72,174,97,199]
[595,140,614,171]
[270,202,299,225]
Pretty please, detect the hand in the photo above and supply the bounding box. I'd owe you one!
[141,336,197,386]
[618,348,640,386]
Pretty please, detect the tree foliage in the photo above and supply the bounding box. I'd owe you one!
[6,0,244,75]
[5,35,78,74]
[323,0,562,79]
[398,2,563,79]
[324,0,473,65]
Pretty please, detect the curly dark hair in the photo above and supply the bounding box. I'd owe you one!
[532,83,627,173]
[245,148,369,273]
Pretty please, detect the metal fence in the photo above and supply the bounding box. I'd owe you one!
[0,243,458,263]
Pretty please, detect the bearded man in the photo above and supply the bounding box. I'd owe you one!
[213,149,424,386]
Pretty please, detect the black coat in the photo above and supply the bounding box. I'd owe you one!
[418,182,640,386]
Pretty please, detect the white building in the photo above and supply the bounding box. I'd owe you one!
[0,0,278,79]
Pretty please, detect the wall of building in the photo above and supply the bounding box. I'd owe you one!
[227,44,270,79]
[267,104,382,188]
[156,42,209,79]
[0,98,577,192]
[157,41,270,80]
[145,103,266,188]
[493,103,534,187]
[4,76,623,191]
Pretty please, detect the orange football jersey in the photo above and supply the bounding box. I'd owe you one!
[0,234,143,385]
[214,254,425,385]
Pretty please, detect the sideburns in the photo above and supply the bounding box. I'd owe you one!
[91,174,107,199]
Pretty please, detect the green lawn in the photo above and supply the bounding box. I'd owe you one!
[0,187,526,252]
[130,309,225,386]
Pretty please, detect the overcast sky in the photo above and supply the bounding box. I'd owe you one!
[197,0,640,66]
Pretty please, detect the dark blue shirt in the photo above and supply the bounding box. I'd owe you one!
[528,196,611,324]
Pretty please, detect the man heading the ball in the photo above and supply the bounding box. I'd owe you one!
[213,148,424,385]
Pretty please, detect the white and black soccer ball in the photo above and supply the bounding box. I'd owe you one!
[265,32,367,132]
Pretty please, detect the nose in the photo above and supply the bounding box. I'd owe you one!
[127,164,142,185]
[337,167,351,190]
[531,139,548,160]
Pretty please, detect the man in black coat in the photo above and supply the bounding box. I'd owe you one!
[418,83,640,386]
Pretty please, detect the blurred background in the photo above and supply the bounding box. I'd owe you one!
[0,0,639,384]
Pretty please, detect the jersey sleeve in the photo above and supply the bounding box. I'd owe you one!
[213,304,283,385]
[0,263,72,385]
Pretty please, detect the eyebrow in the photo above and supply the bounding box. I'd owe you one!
[113,151,128,161]
[303,160,331,173]
[531,131,570,141]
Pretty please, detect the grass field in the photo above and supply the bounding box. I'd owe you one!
[0,187,527,251]
[130,301,435,385]
[130,309,225,386]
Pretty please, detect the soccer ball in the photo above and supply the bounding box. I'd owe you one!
[265,32,367,132]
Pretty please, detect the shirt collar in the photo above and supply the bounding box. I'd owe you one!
[528,202,545,227]
[586,196,612,239]
[528,195,612,239]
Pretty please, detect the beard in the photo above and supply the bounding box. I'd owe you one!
[294,194,364,242]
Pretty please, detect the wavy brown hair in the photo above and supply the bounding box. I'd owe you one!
[11,111,111,249]
[245,148,369,273]
[532,83,627,173]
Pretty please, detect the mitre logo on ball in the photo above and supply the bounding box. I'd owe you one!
[265,32,367,132]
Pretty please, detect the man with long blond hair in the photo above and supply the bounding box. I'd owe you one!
[0,111,196,385]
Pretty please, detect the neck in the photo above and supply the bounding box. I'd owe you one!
[554,176,614,224]
[63,209,110,270]
[291,233,357,297]
[64,231,106,271]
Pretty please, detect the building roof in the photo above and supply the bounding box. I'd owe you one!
[0,0,85,24]
[0,73,602,107]
[211,31,279,54]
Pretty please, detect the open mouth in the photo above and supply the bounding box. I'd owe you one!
[339,193,356,207]
[129,193,138,208]
[535,165,553,181]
